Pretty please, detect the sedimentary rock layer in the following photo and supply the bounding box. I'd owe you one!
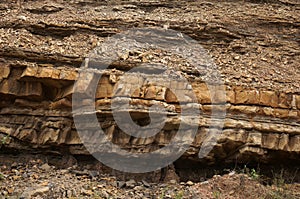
[0,0,299,165]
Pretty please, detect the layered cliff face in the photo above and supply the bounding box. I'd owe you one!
[0,0,299,167]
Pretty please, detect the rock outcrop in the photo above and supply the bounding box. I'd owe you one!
[0,0,299,166]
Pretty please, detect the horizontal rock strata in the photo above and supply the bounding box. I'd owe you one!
[0,0,299,166]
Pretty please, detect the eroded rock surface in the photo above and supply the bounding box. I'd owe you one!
[0,0,299,166]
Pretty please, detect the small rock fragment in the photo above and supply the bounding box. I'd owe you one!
[142,180,150,188]
[40,163,51,171]
[186,181,194,186]
[117,181,126,188]
[20,186,50,198]
[126,179,136,188]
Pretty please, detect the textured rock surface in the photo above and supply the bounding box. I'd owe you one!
[0,0,299,166]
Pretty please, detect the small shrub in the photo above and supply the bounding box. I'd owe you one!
[250,168,260,180]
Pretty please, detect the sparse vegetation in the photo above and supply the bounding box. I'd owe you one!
[0,134,10,148]
[159,187,166,199]
[175,190,184,199]
[250,168,260,180]
[272,169,286,187]
[0,172,5,181]
[212,190,221,199]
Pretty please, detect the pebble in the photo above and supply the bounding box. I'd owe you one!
[88,170,99,178]
[60,169,69,174]
[186,181,194,186]
[12,175,21,180]
[101,190,110,198]
[66,190,73,197]
[17,15,27,21]
[142,180,150,188]
[200,181,209,185]
[20,186,50,198]
[2,190,8,196]
[40,163,51,171]
[229,171,236,176]
[234,55,240,60]
[11,162,18,168]
[117,181,126,188]
[81,189,93,196]
[133,186,143,191]
[7,188,14,194]
[125,179,136,188]
[22,173,28,178]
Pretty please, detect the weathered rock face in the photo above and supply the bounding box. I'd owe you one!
[0,0,299,166]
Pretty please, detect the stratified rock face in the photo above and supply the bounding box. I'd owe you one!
[0,0,299,165]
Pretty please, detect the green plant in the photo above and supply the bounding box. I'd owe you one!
[1,134,10,145]
[272,169,285,187]
[242,165,250,175]
[175,190,184,199]
[264,169,296,199]
[241,165,260,180]
[0,172,5,180]
[265,188,295,199]
[159,188,167,199]
[250,168,260,180]
[213,190,221,199]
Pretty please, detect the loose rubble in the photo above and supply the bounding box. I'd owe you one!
[0,156,299,198]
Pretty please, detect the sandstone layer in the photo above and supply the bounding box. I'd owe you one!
[0,0,299,167]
